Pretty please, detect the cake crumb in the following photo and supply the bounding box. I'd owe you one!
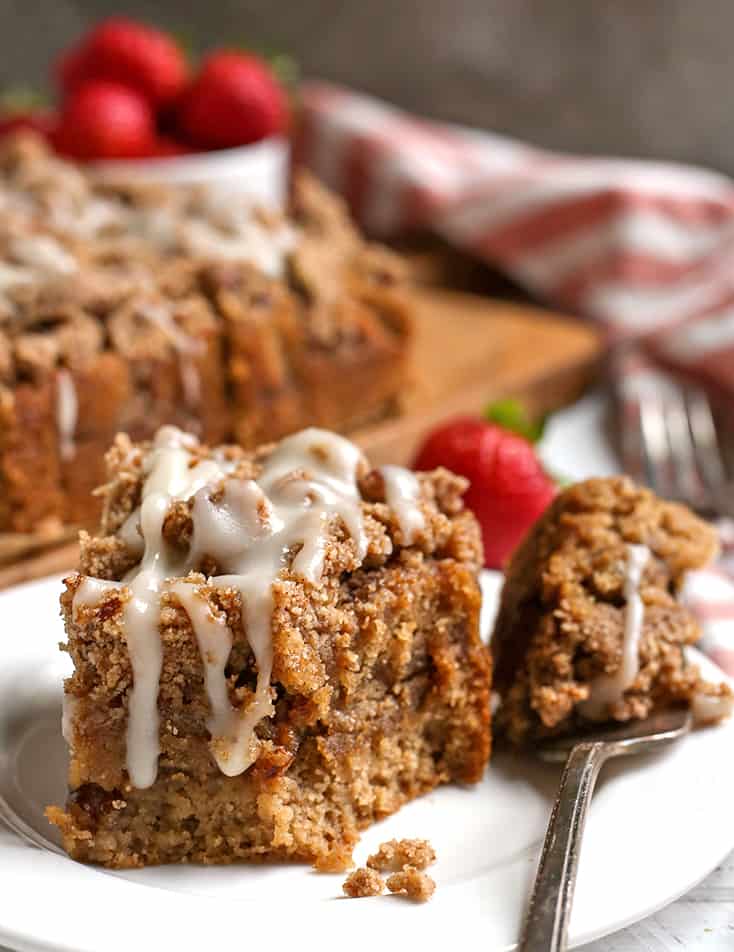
[367,838,436,872]
[342,867,385,898]
[386,866,436,902]
[313,844,355,873]
[692,682,734,724]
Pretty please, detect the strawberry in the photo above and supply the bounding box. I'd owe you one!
[413,417,556,569]
[53,81,155,160]
[0,112,56,140]
[55,46,91,95]
[55,17,188,108]
[176,51,288,149]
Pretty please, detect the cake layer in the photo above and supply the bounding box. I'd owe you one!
[0,268,231,530]
[492,477,731,745]
[0,380,64,533]
[48,427,490,868]
[0,134,413,534]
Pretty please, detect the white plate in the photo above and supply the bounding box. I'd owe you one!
[0,571,732,952]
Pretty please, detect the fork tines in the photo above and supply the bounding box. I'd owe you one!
[620,376,732,516]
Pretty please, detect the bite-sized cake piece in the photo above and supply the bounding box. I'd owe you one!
[47,426,490,868]
[0,134,413,535]
[492,477,732,745]
[342,867,385,898]
[386,866,436,902]
[367,837,436,872]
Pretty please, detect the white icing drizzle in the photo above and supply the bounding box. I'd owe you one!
[167,581,236,768]
[0,262,34,292]
[9,235,78,278]
[182,191,298,278]
[71,426,369,787]
[578,544,650,721]
[0,173,299,309]
[51,196,125,239]
[180,219,296,278]
[133,207,179,249]
[691,690,734,724]
[121,492,170,788]
[0,233,77,318]
[380,465,425,544]
[179,430,368,775]
[118,427,231,788]
[56,369,78,462]
[139,304,205,411]
[129,197,297,278]
[72,577,122,620]
[118,510,145,557]
[61,694,78,745]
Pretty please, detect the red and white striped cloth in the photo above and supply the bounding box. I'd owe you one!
[297,80,734,677]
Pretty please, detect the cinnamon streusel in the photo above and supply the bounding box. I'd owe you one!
[47,426,491,868]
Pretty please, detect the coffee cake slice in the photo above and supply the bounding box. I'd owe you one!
[492,477,732,745]
[47,426,490,868]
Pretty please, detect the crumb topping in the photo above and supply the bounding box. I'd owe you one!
[51,422,489,870]
[71,425,448,789]
[367,837,436,872]
[342,867,385,898]
[0,134,410,392]
[386,866,436,902]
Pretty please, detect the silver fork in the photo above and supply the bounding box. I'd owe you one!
[518,708,692,951]
[621,381,734,517]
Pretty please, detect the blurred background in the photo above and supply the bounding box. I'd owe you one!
[3,0,734,174]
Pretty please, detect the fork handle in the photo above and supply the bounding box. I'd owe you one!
[518,742,609,952]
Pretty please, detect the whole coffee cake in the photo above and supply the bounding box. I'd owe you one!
[0,134,412,534]
[492,476,732,745]
[47,426,491,868]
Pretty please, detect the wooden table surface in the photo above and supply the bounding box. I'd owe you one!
[585,852,734,950]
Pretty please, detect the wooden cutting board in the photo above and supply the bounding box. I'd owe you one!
[357,286,603,465]
[0,288,602,588]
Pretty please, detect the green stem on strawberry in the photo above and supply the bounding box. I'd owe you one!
[484,397,546,443]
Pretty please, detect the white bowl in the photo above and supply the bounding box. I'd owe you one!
[91,136,290,209]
